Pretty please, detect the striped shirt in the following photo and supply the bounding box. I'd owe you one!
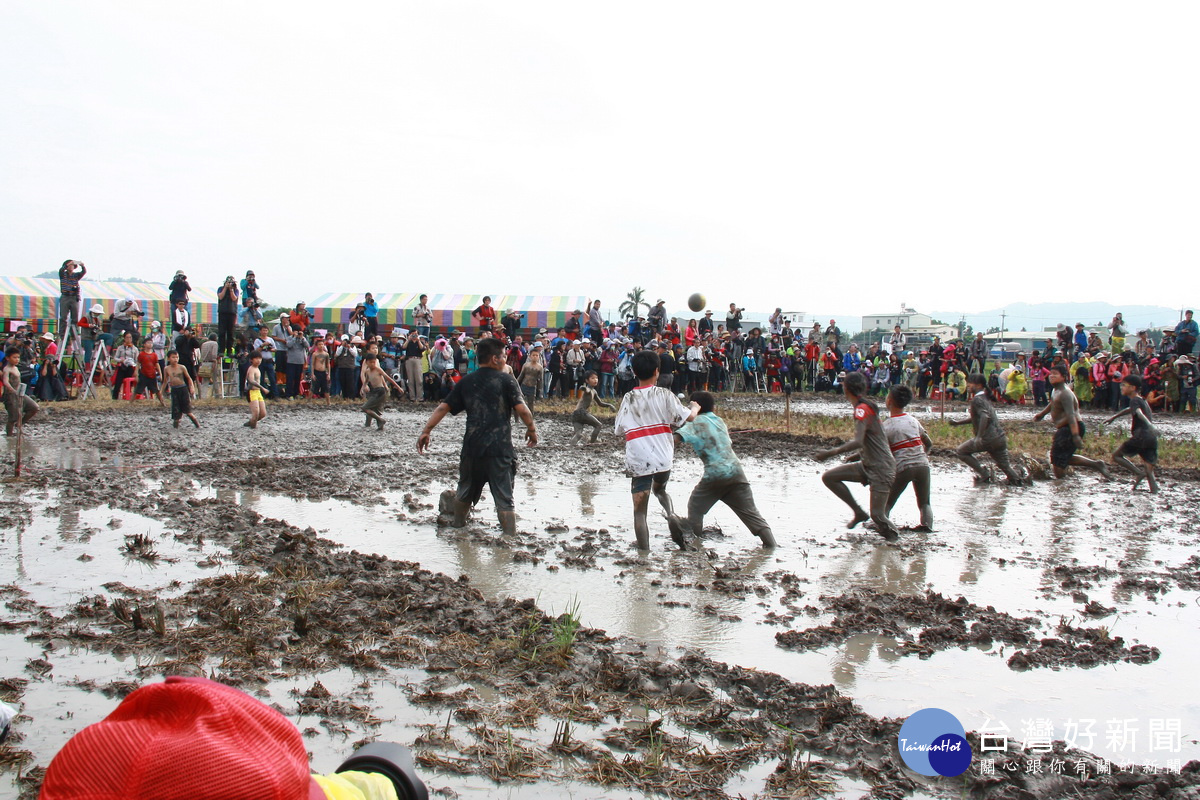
[614,385,691,477]
[883,413,929,470]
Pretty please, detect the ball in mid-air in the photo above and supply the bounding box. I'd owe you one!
[687,293,706,312]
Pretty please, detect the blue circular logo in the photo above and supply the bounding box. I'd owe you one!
[897,708,973,776]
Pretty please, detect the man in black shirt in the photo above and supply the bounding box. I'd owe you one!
[927,337,944,388]
[173,326,202,383]
[418,337,538,536]
[656,341,677,388]
[216,276,239,355]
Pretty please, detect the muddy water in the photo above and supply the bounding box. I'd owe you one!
[5,403,1199,799]
[219,454,1200,763]
[729,392,1200,441]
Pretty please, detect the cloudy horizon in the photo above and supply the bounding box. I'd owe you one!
[3,2,1197,321]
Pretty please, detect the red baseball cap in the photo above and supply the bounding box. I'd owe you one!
[41,676,325,800]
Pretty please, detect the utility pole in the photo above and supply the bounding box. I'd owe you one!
[999,310,1007,340]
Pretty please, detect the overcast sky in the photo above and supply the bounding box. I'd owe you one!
[3,2,1197,320]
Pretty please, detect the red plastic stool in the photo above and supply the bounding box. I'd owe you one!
[120,377,137,400]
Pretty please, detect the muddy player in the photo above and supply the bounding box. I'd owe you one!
[675,391,776,549]
[309,339,331,404]
[417,337,537,536]
[244,350,267,429]
[950,373,1027,486]
[814,371,900,542]
[1033,364,1111,480]
[2,347,38,437]
[570,371,615,446]
[159,350,199,429]
[882,385,933,532]
[614,349,700,550]
[1106,374,1159,492]
[360,352,405,430]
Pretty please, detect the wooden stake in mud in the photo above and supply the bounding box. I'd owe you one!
[940,383,945,421]
[785,390,791,434]
[14,384,24,478]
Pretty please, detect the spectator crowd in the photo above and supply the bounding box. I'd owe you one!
[6,263,1198,419]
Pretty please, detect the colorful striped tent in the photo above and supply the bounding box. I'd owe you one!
[0,276,220,329]
[306,292,589,333]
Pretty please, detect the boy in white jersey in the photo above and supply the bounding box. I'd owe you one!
[614,349,699,550]
[882,385,933,531]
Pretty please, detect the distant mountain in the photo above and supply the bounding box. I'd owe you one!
[930,302,1185,334]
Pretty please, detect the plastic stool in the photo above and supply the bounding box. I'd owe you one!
[121,377,137,401]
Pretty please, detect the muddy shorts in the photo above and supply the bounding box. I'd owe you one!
[1051,421,1086,468]
[456,452,516,511]
[1117,434,1158,464]
[362,386,387,412]
[170,385,191,420]
[631,470,670,494]
[836,461,896,491]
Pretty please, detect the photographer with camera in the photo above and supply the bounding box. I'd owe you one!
[57,259,87,344]
[217,275,239,355]
[725,303,743,334]
[363,293,379,339]
[289,301,313,332]
[502,308,523,339]
[239,270,262,328]
[168,270,191,307]
[111,296,144,343]
[647,299,667,335]
[412,294,432,339]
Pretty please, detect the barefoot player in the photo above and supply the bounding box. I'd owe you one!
[950,373,1027,486]
[1106,374,1159,492]
[360,351,405,430]
[244,350,267,429]
[1034,364,1111,480]
[2,348,38,437]
[882,385,934,531]
[814,371,900,542]
[159,350,199,428]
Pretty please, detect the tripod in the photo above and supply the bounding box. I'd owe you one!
[81,341,113,401]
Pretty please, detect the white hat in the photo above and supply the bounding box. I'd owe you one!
[90,303,104,313]
[40,332,54,341]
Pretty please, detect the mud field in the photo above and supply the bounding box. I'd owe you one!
[2,397,1200,799]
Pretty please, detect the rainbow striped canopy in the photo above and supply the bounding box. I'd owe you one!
[306,292,589,332]
[0,276,220,327]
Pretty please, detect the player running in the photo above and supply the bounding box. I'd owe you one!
[950,373,1027,486]
[1105,374,1159,493]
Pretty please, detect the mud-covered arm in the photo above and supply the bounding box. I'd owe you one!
[417,403,452,453]
[814,419,865,462]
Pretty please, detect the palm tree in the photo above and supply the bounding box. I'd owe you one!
[618,286,650,320]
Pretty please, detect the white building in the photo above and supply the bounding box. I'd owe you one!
[860,305,932,332]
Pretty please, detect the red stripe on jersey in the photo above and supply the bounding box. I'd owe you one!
[890,437,924,451]
[625,424,672,441]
